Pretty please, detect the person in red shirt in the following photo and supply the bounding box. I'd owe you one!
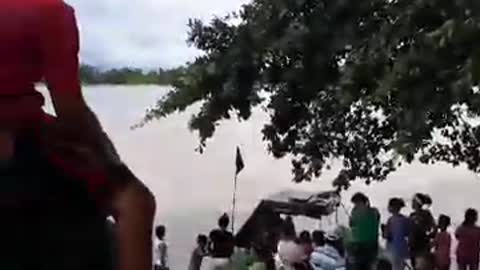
[456,209,480,270]
[433,215,452,270]
[0,1,155,270]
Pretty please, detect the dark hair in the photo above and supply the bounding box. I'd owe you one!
[388,198,405,212]
[464,208,478,226]
[414,193,432,206]
[438,214,451,229]
[218,213,230,228]
[377,258,392,270]
[299,231,311,243]
[197,234,208,245]
[351,192,369,205]
[312,230,325,246]
[155,225,166,239]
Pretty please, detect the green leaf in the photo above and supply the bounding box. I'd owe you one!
[472,49,480,85]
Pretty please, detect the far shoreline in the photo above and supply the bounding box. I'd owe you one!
[36,83,171,88]
[81,83,171,87]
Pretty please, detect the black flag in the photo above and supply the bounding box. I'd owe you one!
[235,146,245,175]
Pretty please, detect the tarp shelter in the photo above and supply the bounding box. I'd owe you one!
[235,190,341,248]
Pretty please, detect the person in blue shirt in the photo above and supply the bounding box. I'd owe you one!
[310,228,346,270]
[383,198,410,270]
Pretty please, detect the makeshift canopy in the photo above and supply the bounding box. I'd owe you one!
[235,190,341,248]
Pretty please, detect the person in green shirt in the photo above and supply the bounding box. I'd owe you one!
[231,246,255,270]
[349,192,380,270]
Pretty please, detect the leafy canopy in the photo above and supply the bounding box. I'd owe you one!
[140,0,480,188]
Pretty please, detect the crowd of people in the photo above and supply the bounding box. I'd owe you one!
[274,192,480,270]
[154,192,480,270]
[275,192,480,270]
[153,213,235,270]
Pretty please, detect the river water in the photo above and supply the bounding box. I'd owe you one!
[41,85,480,269]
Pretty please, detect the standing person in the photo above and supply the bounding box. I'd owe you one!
[189,234,208,270]
[208,213,235,270]
[455,209,480,270]
[155,225,169,270]
[299,231,314,258]
[0,1,156,270]
[310,228,346,270]
[409,193,435,269]
[433,215,451,270]
[349,192,380,270]
[384,198,410,270]
[277,218,305,270]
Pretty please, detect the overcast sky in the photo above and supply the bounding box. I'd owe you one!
[65,0,247,69]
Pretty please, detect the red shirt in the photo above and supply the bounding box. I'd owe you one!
[0,0,81,126]
[456,225,480,264]
[434,231,451,266]
[0,1,109,199]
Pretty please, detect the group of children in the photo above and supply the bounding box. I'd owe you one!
[384,195,480,270]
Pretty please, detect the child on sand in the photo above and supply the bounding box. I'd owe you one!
[155,225,169,270]
[456,209,480,270]
[433,215,451,270]
[189,234,208,270]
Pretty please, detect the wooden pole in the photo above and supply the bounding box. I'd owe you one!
[231,173,238,233]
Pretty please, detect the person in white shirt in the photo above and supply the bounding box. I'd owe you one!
[277,217,305,270]
[154,225,169,270]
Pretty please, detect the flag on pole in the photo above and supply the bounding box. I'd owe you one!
[232,146,244,233]
[235,146,245,175]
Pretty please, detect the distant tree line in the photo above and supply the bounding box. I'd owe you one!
[79,65,184,85]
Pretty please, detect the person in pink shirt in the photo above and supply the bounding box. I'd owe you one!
[433,215,451,270]
[456,209,480,270]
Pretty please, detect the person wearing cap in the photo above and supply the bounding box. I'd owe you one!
[310,228,346,270]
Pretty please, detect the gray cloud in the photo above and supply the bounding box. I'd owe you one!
[66,0,248,68]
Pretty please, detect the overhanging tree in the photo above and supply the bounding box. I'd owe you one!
[139,0,480,188]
